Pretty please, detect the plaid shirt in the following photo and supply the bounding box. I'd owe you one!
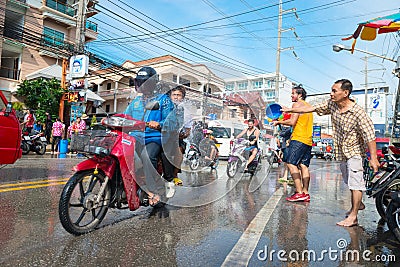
[314,99,375,161]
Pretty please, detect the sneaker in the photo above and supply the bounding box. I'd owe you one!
[165,181,175,198]
[286,192,307,202]
[304,193,310,202]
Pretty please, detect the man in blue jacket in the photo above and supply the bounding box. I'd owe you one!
[125,66,177,206]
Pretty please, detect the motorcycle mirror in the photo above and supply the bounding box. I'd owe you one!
[4,102,12,116]
[382,146,389,155]
[145,101,160,110]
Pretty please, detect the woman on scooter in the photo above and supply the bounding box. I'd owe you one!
[236,119,260,172]
[201,129,218,165]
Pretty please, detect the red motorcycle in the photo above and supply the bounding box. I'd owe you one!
[58,113,160,235]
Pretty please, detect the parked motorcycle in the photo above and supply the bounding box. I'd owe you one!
[21,130,47,155]
[226,138,261,178]
[58,112,165,235]
[186,140,220,171]
[364,146,400,221]
[386,191,400,242]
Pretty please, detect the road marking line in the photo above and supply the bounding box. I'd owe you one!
[222,188,284,267]
[0,178,70,188]
[0,181,68,192]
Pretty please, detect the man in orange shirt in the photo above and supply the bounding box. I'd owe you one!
[273,85,313,202]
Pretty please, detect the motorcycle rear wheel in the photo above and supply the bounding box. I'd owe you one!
[35,141,46,155]
[21,142,29,155]
[59,170,111,235]
[375,178,400,221]
[386,201,400,242]
[226,160,239,178]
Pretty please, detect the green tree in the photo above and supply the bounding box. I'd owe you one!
[16,78,65,122]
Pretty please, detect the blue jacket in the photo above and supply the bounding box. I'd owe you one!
[125,93,176,145]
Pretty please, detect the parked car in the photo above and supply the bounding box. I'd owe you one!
[0,91,22,164]
[311,144,325,158]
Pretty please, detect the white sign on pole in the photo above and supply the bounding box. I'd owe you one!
[70,55,89,78]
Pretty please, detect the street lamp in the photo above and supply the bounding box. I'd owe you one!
[333,44,397,63]
[333,44,397,112]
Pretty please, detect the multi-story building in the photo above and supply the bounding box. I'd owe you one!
[224,73,295,107]
[87,55,226,119]
[0,0,99,100]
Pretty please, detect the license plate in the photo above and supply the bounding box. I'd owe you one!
[40,137,47,141]
[24,136,30,140]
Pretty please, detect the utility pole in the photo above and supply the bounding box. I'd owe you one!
[75,0,87,53]
[364,55,368,112]
[274,0,297,103]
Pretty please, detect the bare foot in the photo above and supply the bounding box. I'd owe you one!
[336,217,358,227]
[345,202,365,216]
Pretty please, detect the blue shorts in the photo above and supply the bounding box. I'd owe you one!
[286,140,312,167]
[244,146,258,151]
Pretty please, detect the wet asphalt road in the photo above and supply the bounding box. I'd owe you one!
[0,154,399,267]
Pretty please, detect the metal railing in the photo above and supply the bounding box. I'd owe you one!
[86,20,98,32]
[45,0,75,17]
[41,36,74,52]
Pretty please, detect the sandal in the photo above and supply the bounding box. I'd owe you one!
[137,189,149,207]
[148,193,164,208]
[137,189,163,208]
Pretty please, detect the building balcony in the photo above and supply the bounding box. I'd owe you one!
[38,37,74,58]
[40,0,76,27]
[45,0,75,16]
[85,20,98,41]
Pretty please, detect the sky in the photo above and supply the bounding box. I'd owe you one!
[87,0,400,98]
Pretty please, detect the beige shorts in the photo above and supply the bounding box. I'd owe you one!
[340,156,366,191]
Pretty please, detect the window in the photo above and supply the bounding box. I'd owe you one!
[43,27,64,48]
[92,84,98,93]
[209,127,231,138]
[237,82,248,90]
[244,109,248,119]
[233,128,243,137]
[107,83,111,90]
[225,83,234,91]
[91,106,96,113]
[253,80,263,89]
[231,109,237,118]
[180,77,190,87]
[105,105,110,113]
[173,75,177,83]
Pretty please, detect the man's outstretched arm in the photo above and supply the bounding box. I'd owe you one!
[282,105,316,114]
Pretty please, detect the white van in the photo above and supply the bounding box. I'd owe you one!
[207,120,247,158]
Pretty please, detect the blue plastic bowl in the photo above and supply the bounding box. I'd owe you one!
[265,103,283,120]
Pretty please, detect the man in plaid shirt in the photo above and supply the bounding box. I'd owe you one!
[282,79,379,227]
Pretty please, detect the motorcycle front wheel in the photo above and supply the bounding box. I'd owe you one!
[375,178,400,221]
[226,160,239,178]
[59,170,111,235]
[386,201,400,242]
[34,141,46,155]
[189,151,200,170]
[21,142,29,155]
